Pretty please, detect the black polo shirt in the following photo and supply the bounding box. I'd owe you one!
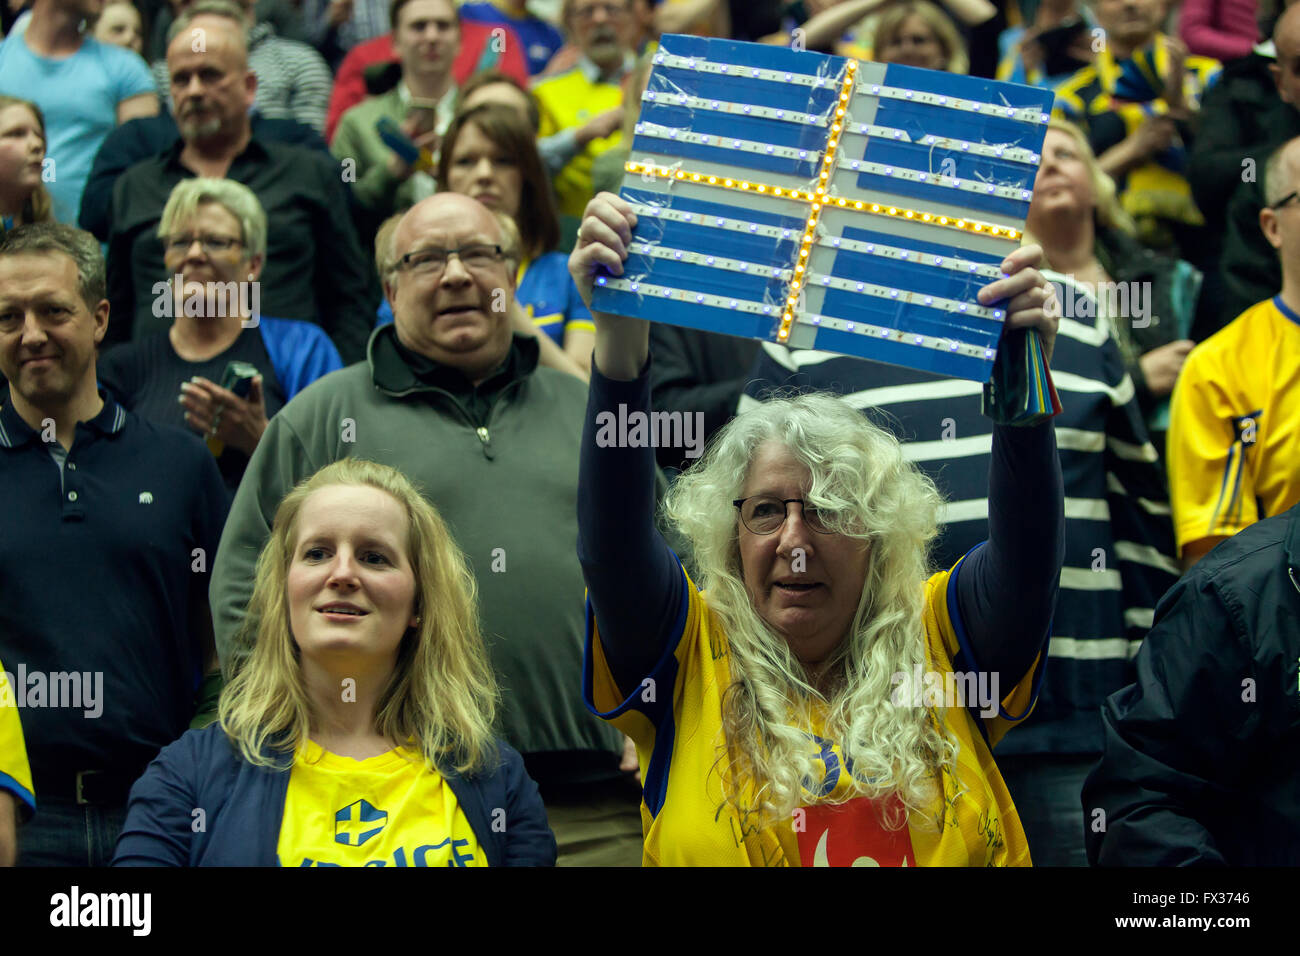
[0,392,229,794]
[103,133,378,364]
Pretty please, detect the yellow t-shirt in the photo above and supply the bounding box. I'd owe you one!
[587,557,1041,866]
[0,660,34,821]
[532,67,623,219]
[276,739,485,867]
[1168,297,1300,555]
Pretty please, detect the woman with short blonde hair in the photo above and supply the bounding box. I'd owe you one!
[98,177,342,495]
[1026,118,1198,444]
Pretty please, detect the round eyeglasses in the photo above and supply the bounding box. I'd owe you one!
[732,496,838,535]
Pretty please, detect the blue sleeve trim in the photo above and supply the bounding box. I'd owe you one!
[946,543,1048,735]
[581,554,689,820]
[0,770,34,819]
[260,317,344,399]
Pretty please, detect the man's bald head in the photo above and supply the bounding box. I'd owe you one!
[387,193,521,383]
[1273,6,1300,106]
[391,193,519,276]
[1260,137,1300,272]
[1264,136,1300,207]
[168,3,250,61]
[167,11,256,145]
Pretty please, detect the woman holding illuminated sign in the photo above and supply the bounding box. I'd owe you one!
[569,191,1063,866]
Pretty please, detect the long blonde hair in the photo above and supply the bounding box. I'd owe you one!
[219,458,500,775]
[665,393,959,828]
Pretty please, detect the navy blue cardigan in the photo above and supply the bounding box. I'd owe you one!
[112,724,556,866]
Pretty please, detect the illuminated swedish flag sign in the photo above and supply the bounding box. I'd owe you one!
[590,34,1056,384]
[335,799,388,847]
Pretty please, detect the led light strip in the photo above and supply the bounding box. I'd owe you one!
[626,199,810,242]
[835,155,1033,202]
[593,275,779,317]
[838,126,1039,165]
[625,161,810,202]
[778,60,859,343]
[649,51,1050,125]
[632,121,821,164]
[623,160,1023,241]
[642,89,823,127]
[802,193,1022,239]
[801,271,1004,321]
[651,51,846,90]
[624,199,1004,279]
[592,274,996,359]
[795,310,997,360]
[814,232,1003,280]
[633,117,1038,178]
[853,80,1049,125]
[626,240,792,281]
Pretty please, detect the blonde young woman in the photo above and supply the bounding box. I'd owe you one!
[569,193,1064,866]
[113,459,555,866]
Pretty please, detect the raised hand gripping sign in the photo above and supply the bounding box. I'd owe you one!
[590,34,1061,423]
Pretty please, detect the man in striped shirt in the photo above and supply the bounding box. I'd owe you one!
[152,0,333,133]
[740,271,1179,865]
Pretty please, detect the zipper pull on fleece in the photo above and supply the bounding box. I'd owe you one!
[475,425,494,460]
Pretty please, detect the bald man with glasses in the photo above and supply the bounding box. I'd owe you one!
[1168,135,1300,570]
[212,192,655,865]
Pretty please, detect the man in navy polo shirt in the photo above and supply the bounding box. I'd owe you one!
[0,223,228,866]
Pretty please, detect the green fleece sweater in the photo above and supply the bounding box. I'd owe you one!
[330,86,439,216]
[210,325,622,766]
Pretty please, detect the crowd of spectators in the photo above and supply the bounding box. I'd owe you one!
[0,0,1298,869]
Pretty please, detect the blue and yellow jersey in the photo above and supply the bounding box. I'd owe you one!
[517,252,594,346]
[585,558,1042,866]
[1053,34,1219,237]
[0,659,35,822]
[1168,297,1300,555]
[276,739,485,867]
[1052,33,1221,122]
[532,66,623,219]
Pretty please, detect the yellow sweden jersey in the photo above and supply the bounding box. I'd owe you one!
[0,660,34,821]
[532,68,623,219]
[586,557,1041,866]
[276,739,485,867]
[1168,297,1300,554]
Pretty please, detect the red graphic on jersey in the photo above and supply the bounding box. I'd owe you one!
[795,796,916,867]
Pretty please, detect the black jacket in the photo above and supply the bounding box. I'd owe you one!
[1084,504,1300,865]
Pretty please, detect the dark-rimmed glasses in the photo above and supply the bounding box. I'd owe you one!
[165,234,243,253]
[1270,191,1300,211]
[733,496,837,535]
[396,243,507,276]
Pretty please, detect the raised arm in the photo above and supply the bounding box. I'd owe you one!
[954,246,1065,690]
[569,193,685,697]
